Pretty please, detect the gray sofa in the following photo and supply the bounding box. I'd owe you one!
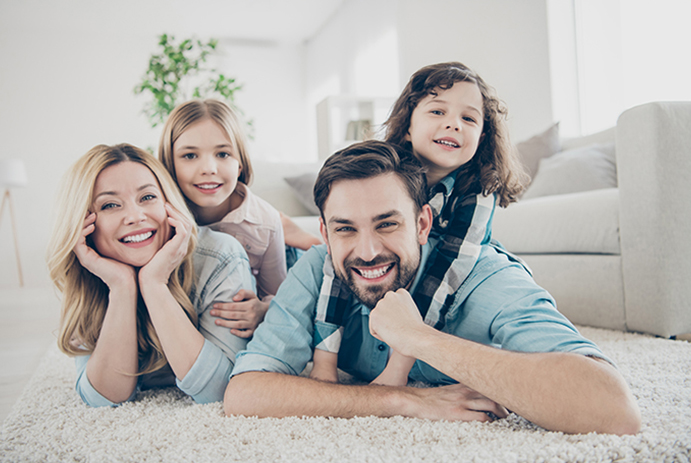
[251,101,691,338]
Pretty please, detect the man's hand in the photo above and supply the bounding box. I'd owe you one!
[369,288,431,357]
[210,289,269,338]
[407,383,509,422]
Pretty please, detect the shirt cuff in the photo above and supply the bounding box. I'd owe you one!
[74,356,135,408]
[176,339,233,404]
[230,351,298,378]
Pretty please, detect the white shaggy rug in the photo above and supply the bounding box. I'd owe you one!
[2,326,690,462]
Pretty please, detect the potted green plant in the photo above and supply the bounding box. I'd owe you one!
[134,34,250,131]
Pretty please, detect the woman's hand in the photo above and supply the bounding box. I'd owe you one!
[139,203,193,287]
[210,289,269,338]
[73,212,136,289]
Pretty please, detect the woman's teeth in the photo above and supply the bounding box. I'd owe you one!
[122,231,153,243]
[197,184,221,189]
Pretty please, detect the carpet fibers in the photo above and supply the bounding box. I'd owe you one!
[1,326,690,462]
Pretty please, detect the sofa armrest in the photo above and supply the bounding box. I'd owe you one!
[616,101,691,337]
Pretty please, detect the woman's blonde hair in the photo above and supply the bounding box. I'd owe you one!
[158,99,253,189]
[47,143,198,374]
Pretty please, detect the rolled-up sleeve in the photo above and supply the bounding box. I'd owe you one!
[74,354,136,408]
[231,245,327,378]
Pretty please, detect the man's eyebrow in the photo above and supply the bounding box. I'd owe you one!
[373,210,403,222]
[327,217,354,226]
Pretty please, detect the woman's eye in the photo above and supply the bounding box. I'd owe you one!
[100,202,118,211]
[141,194,157,202]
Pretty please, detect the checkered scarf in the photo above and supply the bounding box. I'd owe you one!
[314,191,495,352]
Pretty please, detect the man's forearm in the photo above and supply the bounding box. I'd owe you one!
[224,371,505,422]
[408,325,641,435]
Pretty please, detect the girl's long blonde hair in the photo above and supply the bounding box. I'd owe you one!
[47,144,198,374]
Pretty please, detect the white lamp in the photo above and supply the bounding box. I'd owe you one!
[0,159,28,287]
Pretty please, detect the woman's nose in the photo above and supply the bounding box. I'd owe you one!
[124,204,147,224]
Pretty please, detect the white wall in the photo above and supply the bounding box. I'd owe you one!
[0,0,555,288]
[0,1,309,288]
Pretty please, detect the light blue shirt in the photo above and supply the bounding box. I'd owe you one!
[75,227,255,407]
[232,240,611,383]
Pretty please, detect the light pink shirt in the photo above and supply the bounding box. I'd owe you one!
[207,183,287,299]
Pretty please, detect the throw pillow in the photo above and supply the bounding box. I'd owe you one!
[515,122,561,182]
[521,143,617,200]
[284,172,320,215]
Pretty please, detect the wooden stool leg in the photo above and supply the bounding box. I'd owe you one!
[1,190,24,287]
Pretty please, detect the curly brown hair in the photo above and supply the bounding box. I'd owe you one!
[384,62,527,207]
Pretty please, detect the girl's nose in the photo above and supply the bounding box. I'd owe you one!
[446,117,461,131]
[200,156,218,174]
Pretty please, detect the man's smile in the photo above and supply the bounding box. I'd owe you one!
[352,263,395,281]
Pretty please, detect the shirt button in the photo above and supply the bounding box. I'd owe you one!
[378,344,386,351]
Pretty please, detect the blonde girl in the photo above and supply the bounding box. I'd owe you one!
[47,144,254,406]
[159,99,286,337]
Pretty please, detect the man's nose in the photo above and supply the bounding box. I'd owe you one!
[354,231,383,262]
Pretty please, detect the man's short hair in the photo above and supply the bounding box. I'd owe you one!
[313,140,428,217]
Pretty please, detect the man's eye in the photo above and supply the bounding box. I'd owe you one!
[335,226,355,233]
[378,222,397,230]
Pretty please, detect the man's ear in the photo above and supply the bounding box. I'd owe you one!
[417,204,433,245]
[319,217,330,254]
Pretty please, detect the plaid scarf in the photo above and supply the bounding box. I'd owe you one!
[314,191,495,352]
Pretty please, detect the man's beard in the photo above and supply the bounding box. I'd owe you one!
[335,250,420,308]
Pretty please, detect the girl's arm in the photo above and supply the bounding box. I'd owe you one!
[138,204,205,380]
[73,213,140,405]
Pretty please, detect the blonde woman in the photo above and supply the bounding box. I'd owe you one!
[47,143,255,407]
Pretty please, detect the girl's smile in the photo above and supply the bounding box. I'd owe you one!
[406,81,484,186]
[173,118,243,224]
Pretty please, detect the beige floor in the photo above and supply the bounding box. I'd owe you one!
[0,286,61,424]
[1,285,689,426]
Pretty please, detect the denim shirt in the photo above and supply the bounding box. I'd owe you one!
[75,227,255,407]
[232,241,611,383]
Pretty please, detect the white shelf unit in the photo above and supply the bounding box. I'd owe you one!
[316,95,396,160]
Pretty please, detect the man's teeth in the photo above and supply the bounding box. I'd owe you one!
[122,231,153,243]
[198,184,220,190]
[435,139,460,148]
[358,265,391,279]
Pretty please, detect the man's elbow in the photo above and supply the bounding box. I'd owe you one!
[606,395,641,436]
[224,372,264,417]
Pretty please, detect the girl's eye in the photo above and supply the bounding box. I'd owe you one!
[181,153,196,160]
[431,110,444,116]
[463,116,477,124]
[217,151,232,159]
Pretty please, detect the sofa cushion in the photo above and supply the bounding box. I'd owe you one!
[284,172,320,215]
[516,122,561,182]
[522,143,617,200]
[492,188,620,254]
